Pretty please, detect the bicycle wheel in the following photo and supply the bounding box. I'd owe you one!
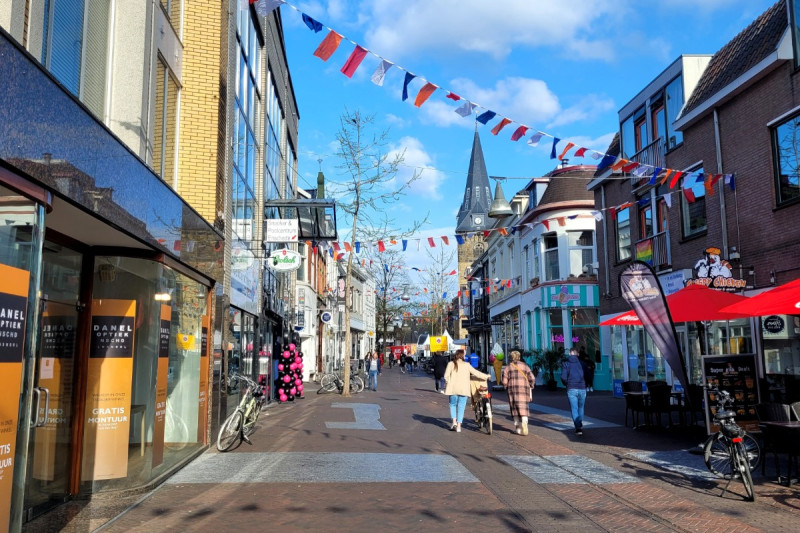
[351,375,364,393]
[704,434,735,478]
[216,410,243,452]
[318,374,336,394]
[737,442,755,501]
[740,433,761,471]
[485,399,493,435]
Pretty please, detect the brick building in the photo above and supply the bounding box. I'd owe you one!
[591,0,800,401]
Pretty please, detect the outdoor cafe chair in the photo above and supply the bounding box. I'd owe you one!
[756,402,797,478]
[622,380,648,428]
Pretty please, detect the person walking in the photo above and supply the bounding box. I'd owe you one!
[579,346,596,392]
[433,352,449,393]
[444,350,491,433]
[367,351,381,391]
[501,350,536,435]
[562,347,589,435]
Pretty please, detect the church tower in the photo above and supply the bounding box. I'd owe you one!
[455,131,491,339]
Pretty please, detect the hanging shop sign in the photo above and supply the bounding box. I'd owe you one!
[430,336,448,352]
[686,247,745,290]
[265,219,299,243]
[82,299,136,481]
[33,301,77,481]
[152,304,171,467]
[320,311,333,324]
[0,264,29,528]
[267,249,302,272]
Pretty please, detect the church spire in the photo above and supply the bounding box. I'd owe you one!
[455,131,493,233]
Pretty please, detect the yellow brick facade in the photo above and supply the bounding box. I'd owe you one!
[177,2,225,224]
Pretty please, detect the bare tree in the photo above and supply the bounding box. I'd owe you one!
[415,245,458,339]
[331,109,424,396]
[362,248,410,358]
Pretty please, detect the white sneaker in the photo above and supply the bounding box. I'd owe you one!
[456,425,461,433]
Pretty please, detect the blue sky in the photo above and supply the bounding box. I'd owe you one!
[279,0,776,271]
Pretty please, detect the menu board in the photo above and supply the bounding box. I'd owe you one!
[702,354,760,434]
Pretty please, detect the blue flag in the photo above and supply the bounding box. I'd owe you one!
[302,14,323,32]
[476,110,496,124]
[402,72,415,101]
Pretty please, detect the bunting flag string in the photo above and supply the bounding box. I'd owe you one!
[267,1,741,188]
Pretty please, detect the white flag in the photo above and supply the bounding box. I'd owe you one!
[370,59,393,86]
[664,193,672,208]
[590,210,603,221]
[253,0,285,16]
[527,132,544,146]
[454,101,477,117]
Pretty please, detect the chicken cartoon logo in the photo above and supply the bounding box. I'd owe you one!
[688,246,745,289]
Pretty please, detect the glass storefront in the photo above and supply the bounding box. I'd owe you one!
[226,308,256,415]
[761,314,800,402]
[82,256,208,493]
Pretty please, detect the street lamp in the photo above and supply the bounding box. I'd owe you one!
[401,284,411,301]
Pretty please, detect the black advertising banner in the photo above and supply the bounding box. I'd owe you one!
[702,354,760,434]
[620,261,691,395]
[0,264,29,532]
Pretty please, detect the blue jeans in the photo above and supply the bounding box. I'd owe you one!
[368,370,378,390]
[567,388,587,429]
[449,395,467,424]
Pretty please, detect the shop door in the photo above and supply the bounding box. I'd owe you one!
[23,242,83,520]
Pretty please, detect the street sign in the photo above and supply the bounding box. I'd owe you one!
[490,319,504,326]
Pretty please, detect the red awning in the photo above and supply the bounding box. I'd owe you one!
[719,278,800,317]
[599,284,750,326]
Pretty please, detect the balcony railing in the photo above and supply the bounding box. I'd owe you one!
[629,137,666,189]
[633,230,671,271]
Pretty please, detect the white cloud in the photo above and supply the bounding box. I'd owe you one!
[388,136,447,200]
[359,0,620,62]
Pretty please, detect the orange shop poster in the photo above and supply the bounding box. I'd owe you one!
[0,264,30,533]
[81,299,135,481]
[197,315,210,443]
[152,305,171,467]
[33,301,78,481]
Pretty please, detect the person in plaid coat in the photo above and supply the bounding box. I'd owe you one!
[502,350,536,435]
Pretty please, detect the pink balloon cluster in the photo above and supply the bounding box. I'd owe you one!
[276,343,304,403]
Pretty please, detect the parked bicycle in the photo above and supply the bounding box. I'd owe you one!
[472,379,493,435]
[702,386,760,501]
[317,370,364,394]
[216,373,266,452]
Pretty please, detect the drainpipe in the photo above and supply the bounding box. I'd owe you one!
[713,109,729,258]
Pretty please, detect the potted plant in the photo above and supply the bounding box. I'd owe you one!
[533,347,566,390]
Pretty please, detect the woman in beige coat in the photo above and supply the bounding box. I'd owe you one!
[444,350,491,432]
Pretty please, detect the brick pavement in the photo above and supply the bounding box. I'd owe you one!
[52,367,800,532]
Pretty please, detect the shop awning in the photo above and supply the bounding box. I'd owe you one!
[719,278,800,317]
[599,284,750,326]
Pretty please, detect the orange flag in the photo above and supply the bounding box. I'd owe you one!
[313,31,343,61]
[490,118,512,135]
[414,83,437,107]
[557,142,575,160]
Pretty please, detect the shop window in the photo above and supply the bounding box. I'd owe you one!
[626,327,666,382]
[568,230,595,277]
[153,59,179,183]
[772,113,800,205]
[543,233,559,281]
[616,206,631,262]
[570,309,600,363]
[548,309,565,352]
[681,169,707,237]
[84,257,207,493]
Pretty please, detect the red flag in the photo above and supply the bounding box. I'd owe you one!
[710,173,723,187]
[332,242,341,251]
[313,31,343,61]
[541,220,550,230]
[336,252,344,261]
[427,237,436,247]
[483,231,490,238]
[557,142,575,160]
[683,187,696,203]
[498,228,508,236]
[485,287,490,295]
[510,125,528,141]
[340,45,368,77]
[414,83,437,107]
[609,208,617,221]
[377,241,385,252]
[669,170,684,189]
[574,147,588,157]
[490,118,512,135]
[621,161,640,173]
[446,92,461,101]
[343,242,352,252]
[447,269,456,275]
[507,279,512,288]
[441,236,449,245]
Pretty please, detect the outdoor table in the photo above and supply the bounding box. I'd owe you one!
[758,421,800,486]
